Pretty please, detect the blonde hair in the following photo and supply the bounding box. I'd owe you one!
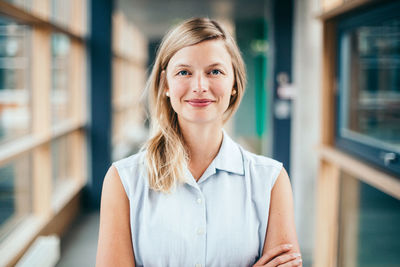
[143,17,246,193]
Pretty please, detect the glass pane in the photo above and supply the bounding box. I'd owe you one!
[0,154,31,242]
[0,17,31,144]
[51,33,71,124]
[339,174,400,267]
[51,135,72,192]
[51,0,71,28]
[80,0,88,35]
[4,0,32,10]
[339,15,400,152]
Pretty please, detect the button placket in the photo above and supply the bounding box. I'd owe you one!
[194,190,206,267]
[195,194,206,236]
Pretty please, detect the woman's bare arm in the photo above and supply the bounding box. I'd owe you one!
[254,167,302,266]
[96,166,135,267]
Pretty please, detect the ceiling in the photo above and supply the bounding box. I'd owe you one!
[116,0,270,41]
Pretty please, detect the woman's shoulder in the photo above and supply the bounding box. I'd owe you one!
[238,146,284,188]
[112,150,146,170]
[239,145,283,170]
[110,150,148,197]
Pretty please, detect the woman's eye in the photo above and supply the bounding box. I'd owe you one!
[210,69,222,75]
[177,70,189,76]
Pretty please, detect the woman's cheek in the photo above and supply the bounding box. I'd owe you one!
[215,87,232,103]
[169,85,187,112]
[170,81,189,99]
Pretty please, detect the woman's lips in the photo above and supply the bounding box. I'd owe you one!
[186,99,215,107]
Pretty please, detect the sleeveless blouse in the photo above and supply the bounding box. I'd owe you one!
[112,131,283,267]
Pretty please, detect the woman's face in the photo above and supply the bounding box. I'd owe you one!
[165,39,235,126]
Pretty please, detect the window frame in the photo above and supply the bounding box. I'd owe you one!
[335,0,400,177]
[0,0,87,266]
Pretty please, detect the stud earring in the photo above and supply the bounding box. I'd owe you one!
[231,89,237,96]
[166,91,170,97]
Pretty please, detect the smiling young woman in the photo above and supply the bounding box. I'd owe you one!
[96,17,302,267]
[165,40,236,126]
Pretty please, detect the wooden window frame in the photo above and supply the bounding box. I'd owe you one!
[315,1,400,267]
[0,0,87,266]
[334,1,400,176]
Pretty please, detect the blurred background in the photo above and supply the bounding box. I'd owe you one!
[0,0,399,266]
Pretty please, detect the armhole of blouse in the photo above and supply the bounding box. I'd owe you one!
[271,162,283,189]
[112,162,130,199]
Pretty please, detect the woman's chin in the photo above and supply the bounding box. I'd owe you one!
[178,115,221,126]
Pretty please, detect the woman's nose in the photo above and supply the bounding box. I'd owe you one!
[192,73,208,93]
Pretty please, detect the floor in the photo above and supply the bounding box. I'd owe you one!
[56,210,100,267]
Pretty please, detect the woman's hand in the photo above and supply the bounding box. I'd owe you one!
[253,244,302,267]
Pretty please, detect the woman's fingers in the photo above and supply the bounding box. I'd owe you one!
[253,244,293,266]
[276,257,303,267]
[265,253,302,267]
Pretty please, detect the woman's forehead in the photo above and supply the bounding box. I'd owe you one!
[167,40,232,69]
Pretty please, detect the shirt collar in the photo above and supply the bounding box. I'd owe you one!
[214,129,244,176]
[184,129,245,187]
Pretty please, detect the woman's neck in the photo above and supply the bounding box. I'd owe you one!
[179,120,223,181]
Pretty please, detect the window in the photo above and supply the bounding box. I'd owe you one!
[0,154,31,242]
[336,1,400,176]
[51,33,71,124]
[338,173,400,266]
[51,135,71,193]
[0,1,87,265]
[51,0,71,28]
[4,0,31,10]
[0,18,31,144]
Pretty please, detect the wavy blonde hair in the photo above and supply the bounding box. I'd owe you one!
[143,17,246,193]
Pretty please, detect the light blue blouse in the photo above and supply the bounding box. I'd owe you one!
[113,130,283,267]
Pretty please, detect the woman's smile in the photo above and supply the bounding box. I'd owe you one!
[185,98,216,107]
